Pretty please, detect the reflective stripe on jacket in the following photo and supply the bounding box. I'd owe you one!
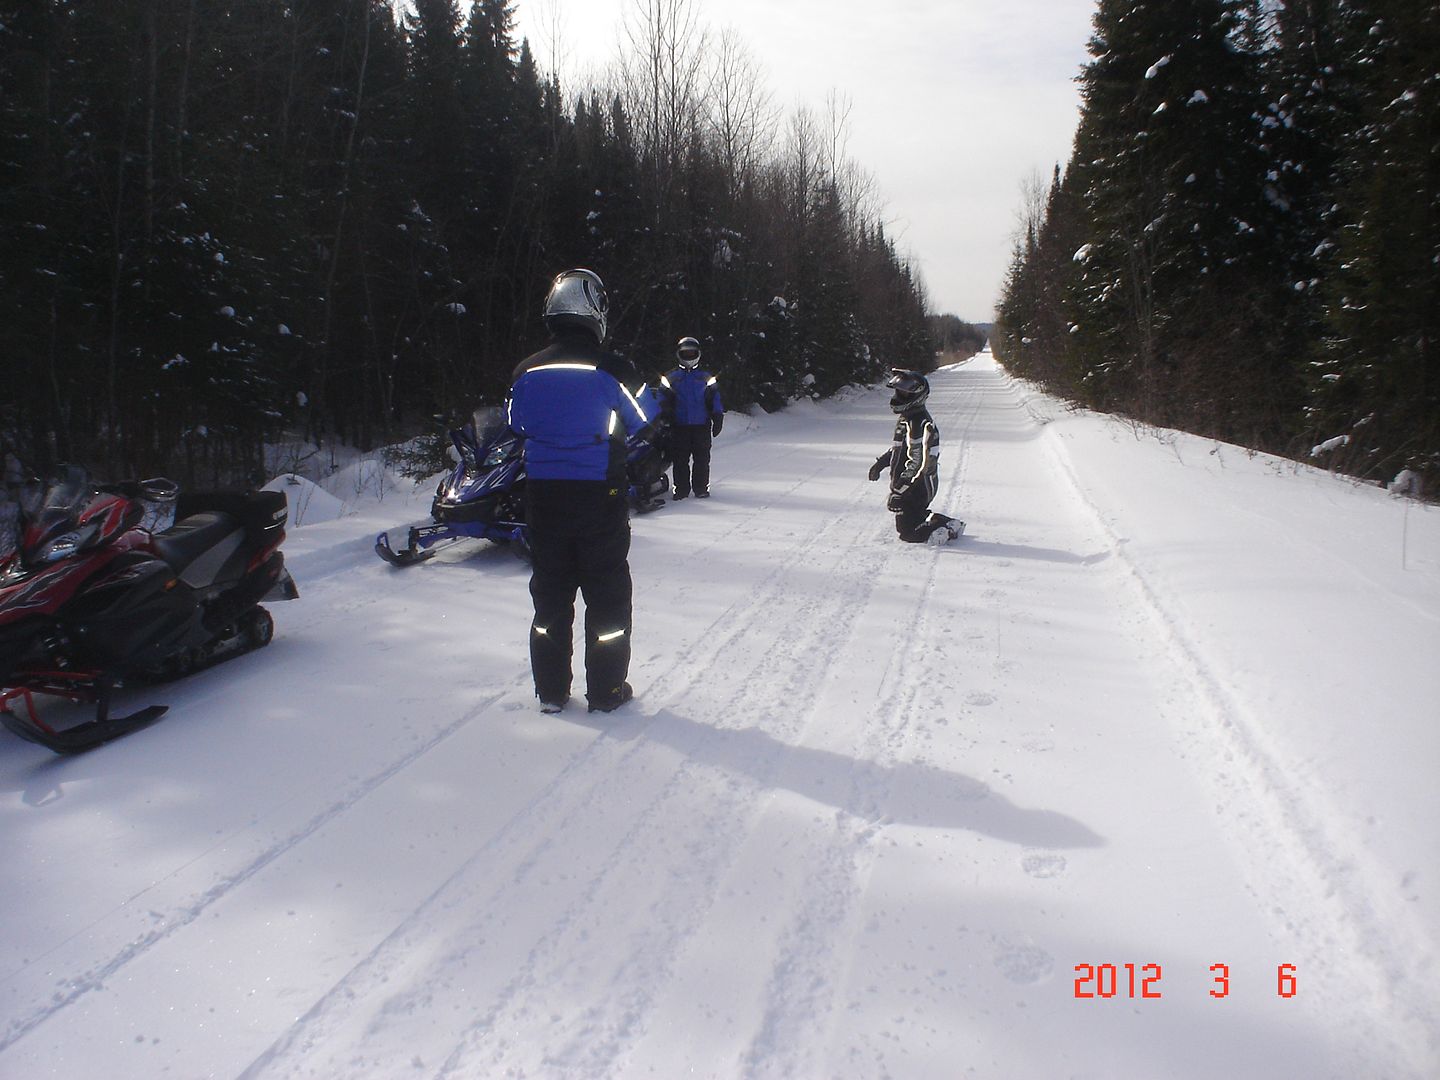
[509,339,649,483]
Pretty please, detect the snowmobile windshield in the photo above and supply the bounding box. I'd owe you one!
[472,406,510,445]
[16,467,103,568]
[474,407,517,455]
[30,465,92,520]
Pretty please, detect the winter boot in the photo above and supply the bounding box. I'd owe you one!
[587,682,634,714]
[925,514,963,542]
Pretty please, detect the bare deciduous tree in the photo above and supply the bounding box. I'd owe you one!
[617,0,707,209]
[703,27,775,199]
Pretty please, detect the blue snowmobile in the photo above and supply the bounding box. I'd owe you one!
[374,405,671,567]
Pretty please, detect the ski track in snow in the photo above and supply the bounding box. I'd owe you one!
[2,356,1435,1079]
[0,681,518,1055]
[244,431,928,1078]
[729,386,988,1080]
[1030,390,1437,1065]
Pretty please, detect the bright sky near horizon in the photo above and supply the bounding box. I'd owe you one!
[511,0,1098,322]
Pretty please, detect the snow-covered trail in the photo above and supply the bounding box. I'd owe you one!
[1,355,1435,1079]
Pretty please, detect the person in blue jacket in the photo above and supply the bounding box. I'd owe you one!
[507,269,653,714]
[659,336,724,499]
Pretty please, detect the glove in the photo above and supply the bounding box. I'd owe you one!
[711,415,723,437]
[867,460,885,482]
[886,491,903,513]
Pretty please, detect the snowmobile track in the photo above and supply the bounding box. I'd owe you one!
[1029,389,1438,1065]
[733,364,989,1075]
[243,462,914,1078]
[0,683,520,1055]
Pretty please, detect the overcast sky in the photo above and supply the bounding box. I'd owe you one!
[511,0,1098,322]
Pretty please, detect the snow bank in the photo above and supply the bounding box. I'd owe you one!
[262,473,347,526]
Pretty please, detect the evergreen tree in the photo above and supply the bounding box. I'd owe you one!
[997,0,1437,496]
[1307,0,1439,490]
[0,0,935,488]
[1070,0,1285,433]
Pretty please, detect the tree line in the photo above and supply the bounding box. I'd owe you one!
[928,314,988,358]
[995,0,1437,497]
[0,0,937,487]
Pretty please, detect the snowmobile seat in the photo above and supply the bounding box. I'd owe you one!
[174,490,288,548]
[150,512,244,575]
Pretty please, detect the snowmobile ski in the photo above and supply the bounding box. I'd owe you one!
[0,700,168,754]
[0,683,168,754]
[374,528,437,566]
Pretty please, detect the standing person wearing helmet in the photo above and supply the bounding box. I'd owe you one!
[867,368,962,543]
[508,269,653,714]
[659,336,725,500]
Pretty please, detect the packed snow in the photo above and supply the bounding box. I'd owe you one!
[2,351,1436,1079]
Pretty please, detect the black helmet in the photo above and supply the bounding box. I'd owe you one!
[542,268,608,342]
[886,369,930,414]
[676,336,701,369]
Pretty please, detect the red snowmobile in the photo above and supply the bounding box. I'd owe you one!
[0,466,298,753]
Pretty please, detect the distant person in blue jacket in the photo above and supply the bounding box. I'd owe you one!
[507,269,653,715]
[659,336,724,499]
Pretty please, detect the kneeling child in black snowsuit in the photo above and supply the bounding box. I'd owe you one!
[867,369,961,543]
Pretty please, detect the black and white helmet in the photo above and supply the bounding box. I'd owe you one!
[676,336,702,369]
[886,368,930,414]
[542,268,608,343]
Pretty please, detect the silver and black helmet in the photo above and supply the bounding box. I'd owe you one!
[886,368,930,413]
[676,336,702,369]
[542,268,608,343]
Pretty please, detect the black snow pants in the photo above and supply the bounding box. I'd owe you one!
[670,423,713,496]
[525,480,632,705]
[893,482,950,543]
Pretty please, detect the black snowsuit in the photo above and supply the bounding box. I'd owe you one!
[510,332,649,709]
[870,407,954,543]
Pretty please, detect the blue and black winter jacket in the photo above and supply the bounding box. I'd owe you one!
[508,334,651,484]
[660,367,724,426]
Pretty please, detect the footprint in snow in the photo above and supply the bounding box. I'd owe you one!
[993,939,1055,984]
[1021,852,1067,879]
[966,691,996,707]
